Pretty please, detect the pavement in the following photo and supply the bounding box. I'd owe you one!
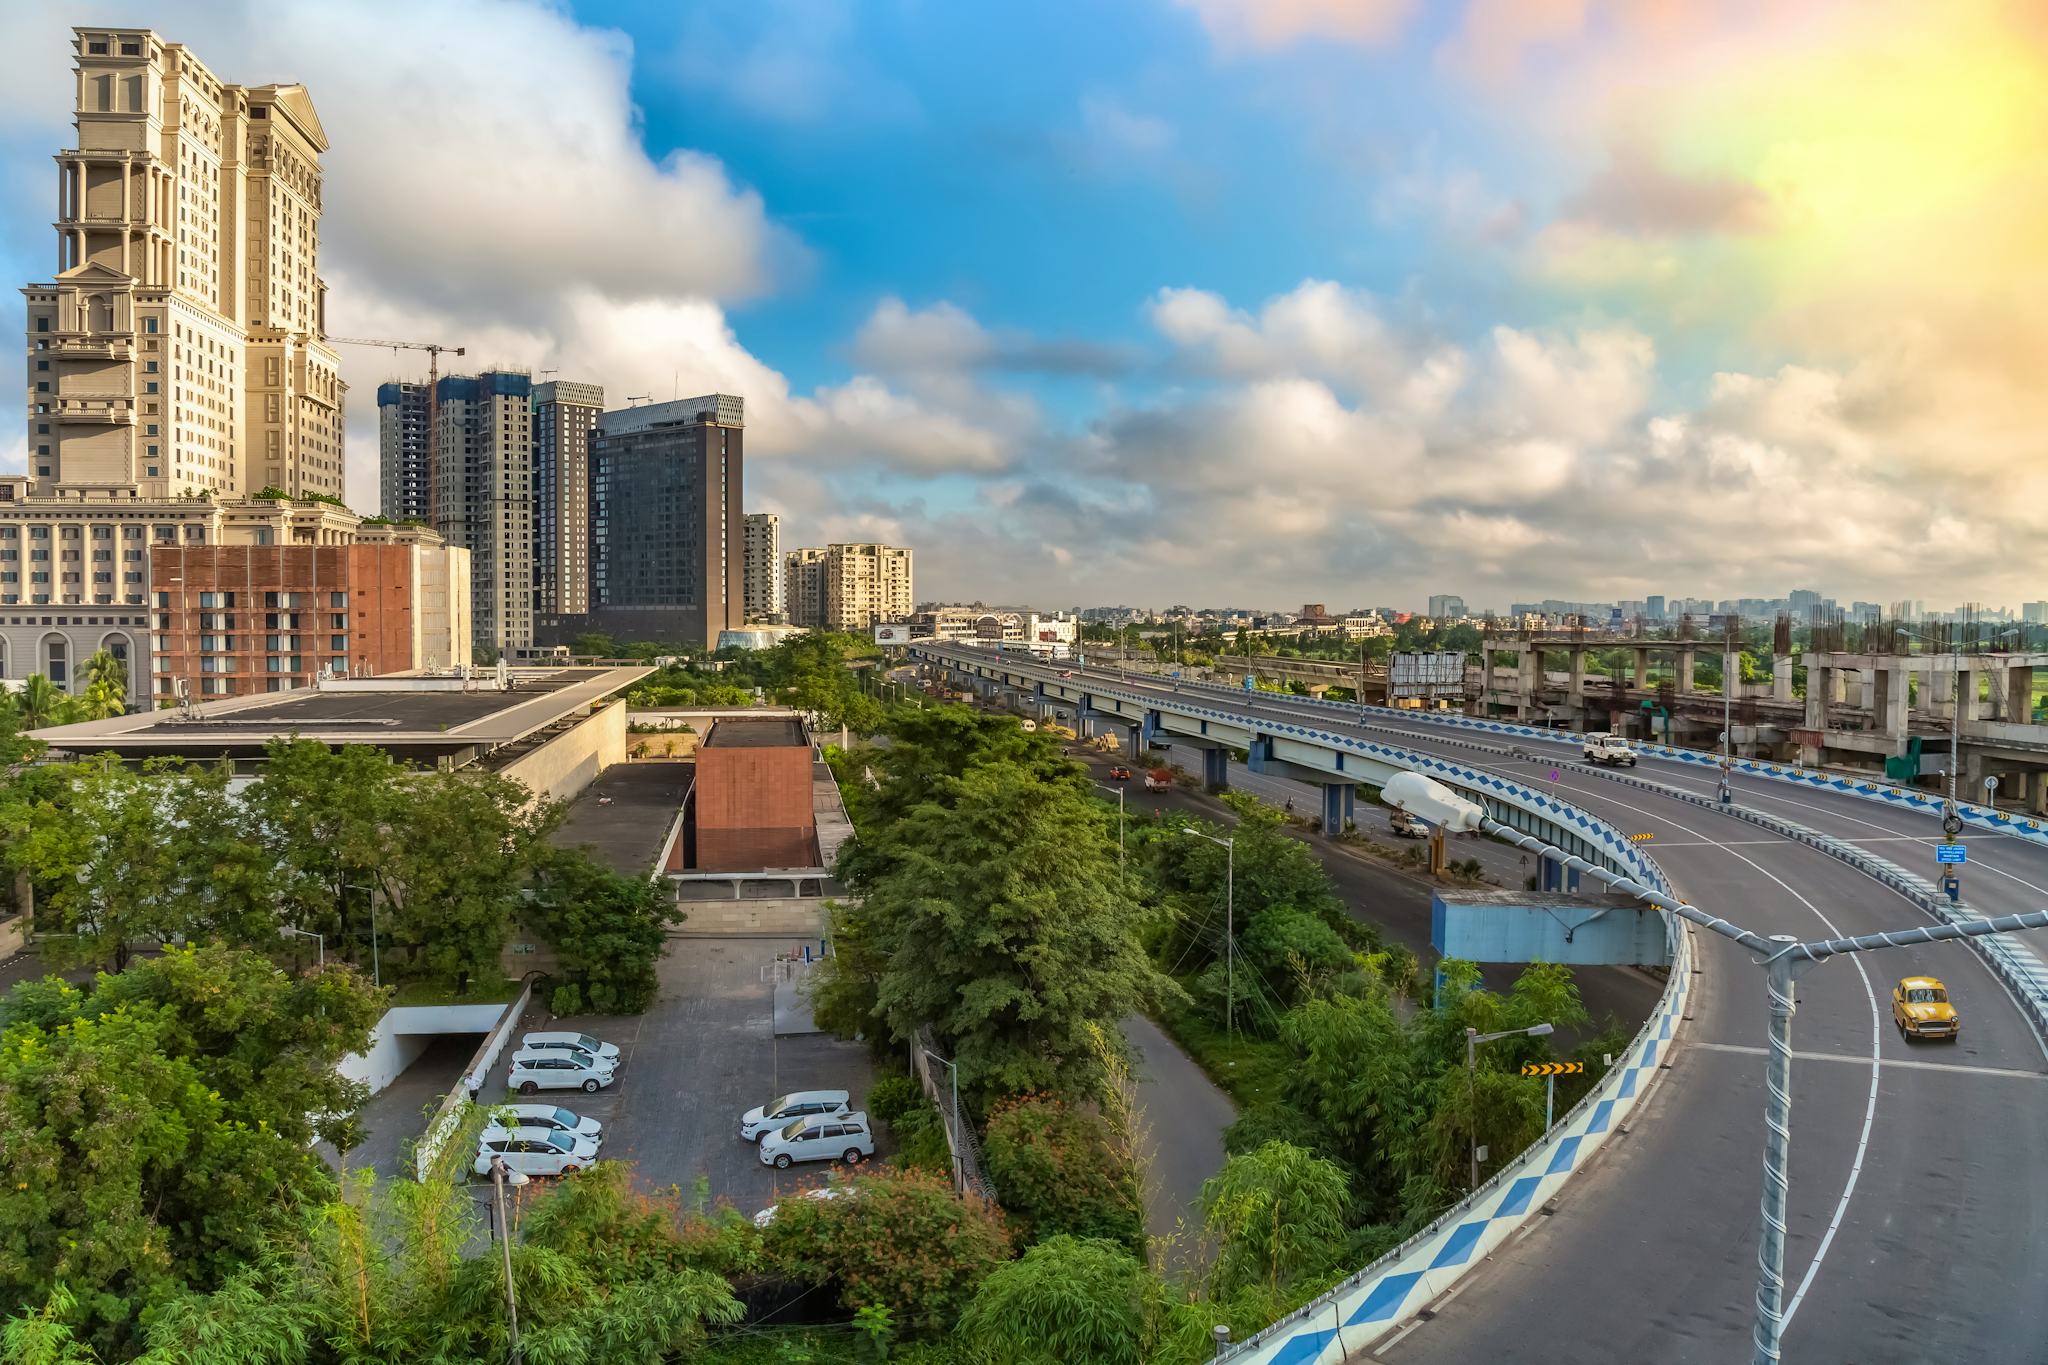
[326,1034,477,1179]
[477,934,882,1220]
[1123,1011,1233,1243]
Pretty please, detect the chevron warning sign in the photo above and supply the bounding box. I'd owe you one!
[1522,1061,1585,1077]
[1629,831,1655,842]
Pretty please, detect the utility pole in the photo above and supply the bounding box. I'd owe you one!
[329,337,467,534]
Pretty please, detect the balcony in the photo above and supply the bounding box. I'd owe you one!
[47,335,134,360]
[51,396,136,425]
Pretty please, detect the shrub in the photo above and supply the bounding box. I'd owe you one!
[981,1095,1144,1252]
[760,1167,1010,1336]
[867,1074,924,1124]
[959,1236,1152,1365]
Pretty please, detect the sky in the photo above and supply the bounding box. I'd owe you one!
[3,0,2046,612]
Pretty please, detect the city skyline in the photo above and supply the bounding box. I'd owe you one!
[3,2,2044,609]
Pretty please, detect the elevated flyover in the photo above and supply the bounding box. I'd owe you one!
[915,643,2048,1365]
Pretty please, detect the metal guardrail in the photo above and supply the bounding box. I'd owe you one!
[913,1028,996,1202]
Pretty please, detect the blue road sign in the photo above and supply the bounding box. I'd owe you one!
[1936,843,1967,864]
[1244,675,1255,690]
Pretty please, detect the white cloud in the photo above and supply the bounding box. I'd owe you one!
[1176,0,1417,52]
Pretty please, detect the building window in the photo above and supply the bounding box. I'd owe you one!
[35,318,48,333]
[144,318,157,334]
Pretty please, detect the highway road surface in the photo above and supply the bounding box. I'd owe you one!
[930,649,2048,1365]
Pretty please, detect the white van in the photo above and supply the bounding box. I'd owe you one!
[758,1111,875,1169]
[509,1049,614,1094]
[475,1126,600,1178]
[739,1090,852,1142]
[520,1031,621,1067]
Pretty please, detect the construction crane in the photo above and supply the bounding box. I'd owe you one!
[329,337,465,534]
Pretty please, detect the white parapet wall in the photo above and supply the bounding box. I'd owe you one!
[499,698,628,807]
[336,1002,517,1095]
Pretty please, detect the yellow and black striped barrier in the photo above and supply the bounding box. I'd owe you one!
[1629,831,1655,842]
[1522,1061,1585,1077]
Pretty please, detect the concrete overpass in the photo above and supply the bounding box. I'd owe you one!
[915,641,2048,1365]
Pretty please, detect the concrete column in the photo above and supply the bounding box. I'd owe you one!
[1678,648,1697,695]
[1320,782,1346,836]
[1342,785,1356,825]
[2007,665,2033,722]
[1518,646,1542,721]
[1857,672,1875,712]
[1804,665,1832,730]
[1202,746,1230,789]
[1875,667,1907,737]
[1929,667,1954,712]
[1633,648,1650,691]
[1568,648,1587,700]
[2029,769,2048,817]
[1957,668,1980,722]
[1772,657,1794,704]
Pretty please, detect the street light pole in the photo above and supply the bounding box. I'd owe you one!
[281,926,324,967]
[1463,1022,1555,1188]
[489,1156,528,1365]
[1181,828,1236,1042]
[921,1047,963,1189]
[1094,783,1127,889]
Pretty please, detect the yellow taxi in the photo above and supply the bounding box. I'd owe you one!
[1891,976,1959,1042]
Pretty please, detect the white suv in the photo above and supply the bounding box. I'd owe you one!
[483,1104,603,1143]
[520,1032,621,1067]
[740,1090,851,1142]
[509,1049,614,1094]
[759,1111,875,1169]
[475,1126,599,1178]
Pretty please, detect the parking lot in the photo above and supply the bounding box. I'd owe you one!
[477,934,884,1219]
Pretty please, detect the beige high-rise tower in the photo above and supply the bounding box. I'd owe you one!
[20,26,344,502]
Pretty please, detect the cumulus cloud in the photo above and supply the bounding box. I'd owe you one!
[1562,141,1773,236]
[1176,0,1418,52]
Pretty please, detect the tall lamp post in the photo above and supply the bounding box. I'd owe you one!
[1093,783,1127,889]
[280,926,324,967]
[919,1046,964,1189]
[1464,1022,1553,1188]
[1180,828,1235,1042]
[488,1155,530,1364]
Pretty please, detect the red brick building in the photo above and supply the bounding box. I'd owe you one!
[692,716,816,870]
[150,541,457,699]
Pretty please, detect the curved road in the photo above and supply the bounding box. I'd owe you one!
[936,652,2048,1364]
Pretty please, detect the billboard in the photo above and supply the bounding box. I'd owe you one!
[873,622,918,645]
[1390,650,1466,700]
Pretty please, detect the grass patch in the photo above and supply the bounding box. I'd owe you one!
[1153,1000,1291,1111]
[385,978,521,1008]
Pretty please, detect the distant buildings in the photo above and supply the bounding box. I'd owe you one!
[1426,594,1466,619]
[2027,602,2048,626]
[743,513,783,622]
[783,543,913,631]
[532,381,603,620]
[426,371,533,655]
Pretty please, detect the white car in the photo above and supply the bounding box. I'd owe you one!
[508,1049,614,1094]
[759,1111,875,1169]
[740,1090,852,1142]
[1583,734,1638,767]
[752,1185,851,1228]
[521,1031,621,1067]
[475,1126,599,1179]
[483,1104,603,1143]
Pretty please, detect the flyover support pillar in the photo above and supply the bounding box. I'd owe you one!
[1677,647,1697,695]
[1202,747,1230,790]
[1771,658,1794,704]
[1319,782,1348,837]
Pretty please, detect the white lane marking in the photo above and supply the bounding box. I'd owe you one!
[1695,1040,2044,1080]
[1644,837,1928,847]
[1447,766,1883,1335]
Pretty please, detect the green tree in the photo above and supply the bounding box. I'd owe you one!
[526,846,681,1014]
[1278,991,1415,1217]
[982,1096,1144,1251]
[14,676,67,730]
[1199,1141,1350,1296]
[761,1167,1010,1336]
[959,1236,1152,1365]
[76,650,128,720]
[862,763,1171,1101]
[0,947,382,1356]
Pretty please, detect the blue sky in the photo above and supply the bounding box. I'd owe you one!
[3,1,2043,611]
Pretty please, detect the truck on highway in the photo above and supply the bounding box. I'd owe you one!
[1583,733,1638,767]
[1144,768,1174,792]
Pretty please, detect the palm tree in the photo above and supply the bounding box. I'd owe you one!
[17,674,63,729]
[81,648,127,697]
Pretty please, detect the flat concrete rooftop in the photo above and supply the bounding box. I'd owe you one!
[30,666,653,763]
[703,716,808,749]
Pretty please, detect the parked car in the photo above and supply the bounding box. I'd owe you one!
[483,1104,603,1143]
[1388,809,1427,839]
[740,1090,852,1142]
[751,1185,851,1228]
[758,1112,875,1169]
[474,1126,600,1178]
[521,1031,621,1066]
[509,1049,615,1094]
[1892,976,1960,1041]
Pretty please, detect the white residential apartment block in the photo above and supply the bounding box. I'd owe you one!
[742,512,783,621]
[783,542,914,632]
